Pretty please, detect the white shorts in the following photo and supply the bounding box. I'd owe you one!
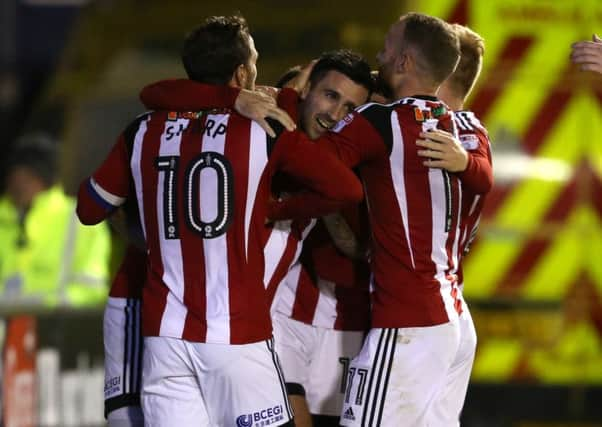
[141,336,293,427]
[340,320,466,427]
[104,297,143,418]
[429,304,476,426]
[272,311,365,416]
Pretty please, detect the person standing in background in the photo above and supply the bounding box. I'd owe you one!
[0,133,110,307]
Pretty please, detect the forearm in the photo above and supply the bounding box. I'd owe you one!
[275,131,364,205]
[457,154,493,194]
[76,179,115,225]
[107,208,146,250]
[140,79,240,110]
[321,213,366,260]
[276,88,299,122]
[268,192,348,221]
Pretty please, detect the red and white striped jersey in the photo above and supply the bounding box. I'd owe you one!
[263,217,315,308]
[138,78,371,330]
[271,96,468,328]
[77,101,363,345]
[140,78,307,305]
[274,205,371,331]
[454,110,493,287]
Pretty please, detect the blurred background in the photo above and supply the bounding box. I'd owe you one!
[0,0,601,426]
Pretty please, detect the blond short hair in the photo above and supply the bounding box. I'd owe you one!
[447,23,485,99]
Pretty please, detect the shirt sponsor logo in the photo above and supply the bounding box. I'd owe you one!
[167,111,204,121]
[342,406,356,421]
[236,404,284,427]
[460,134,479,150]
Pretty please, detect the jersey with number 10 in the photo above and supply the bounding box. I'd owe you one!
[77,106,362,345]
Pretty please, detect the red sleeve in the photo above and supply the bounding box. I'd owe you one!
[316,111,387,167]
[76,134,131,225]
[276,88,300,123]
[139,79,240,110]
[457,130,493,194]
[268,111,387,220]
[268,129,364,215]
[268,193,347,220]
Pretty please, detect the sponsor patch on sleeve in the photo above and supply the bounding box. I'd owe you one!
[460,134,480,150]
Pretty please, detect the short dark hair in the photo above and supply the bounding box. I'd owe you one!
[400,13,460,85]
[275,66,302,88]
[7,134,57,186]
[309,50,375,94]
[446,23,485,99]
[182,14,251,85]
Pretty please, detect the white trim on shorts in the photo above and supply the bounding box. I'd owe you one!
[349,328,397,426]
[104,297,143,417]
[341,322,464,427]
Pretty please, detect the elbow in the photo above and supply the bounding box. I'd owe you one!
[76,180,108,225]
[76,203,103,226]
[479,172,494,194]
[462,169,494,195]
[351,182,364,203]
[484,174,494,193]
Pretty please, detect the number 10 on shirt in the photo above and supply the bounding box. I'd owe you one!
[155,151,234,240]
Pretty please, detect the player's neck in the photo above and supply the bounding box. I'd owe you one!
[394,78,438,101]
[444,97,464,110]
[437,85,465,110]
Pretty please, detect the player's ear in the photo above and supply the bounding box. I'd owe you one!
[233,63,248,88]
[299,81,311,100]
[396,50,410,74]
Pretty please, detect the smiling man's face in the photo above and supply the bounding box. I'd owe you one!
[299,70,370,140]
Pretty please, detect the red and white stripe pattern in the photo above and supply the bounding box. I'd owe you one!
[78,77,365,345]
[272,208,371,331]
[274,262,371,331]
[331,97,465,328]
[263,218,315,308]
[80,110,364,345]
[91,111,274,344]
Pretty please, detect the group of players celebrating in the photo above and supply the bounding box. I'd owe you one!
[77,10,492,427]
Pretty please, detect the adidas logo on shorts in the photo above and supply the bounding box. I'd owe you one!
[342,406,356,421]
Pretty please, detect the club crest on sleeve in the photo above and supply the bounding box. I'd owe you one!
[332,113,354,133]
[459,134,479,150]
[414,107,434,123]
